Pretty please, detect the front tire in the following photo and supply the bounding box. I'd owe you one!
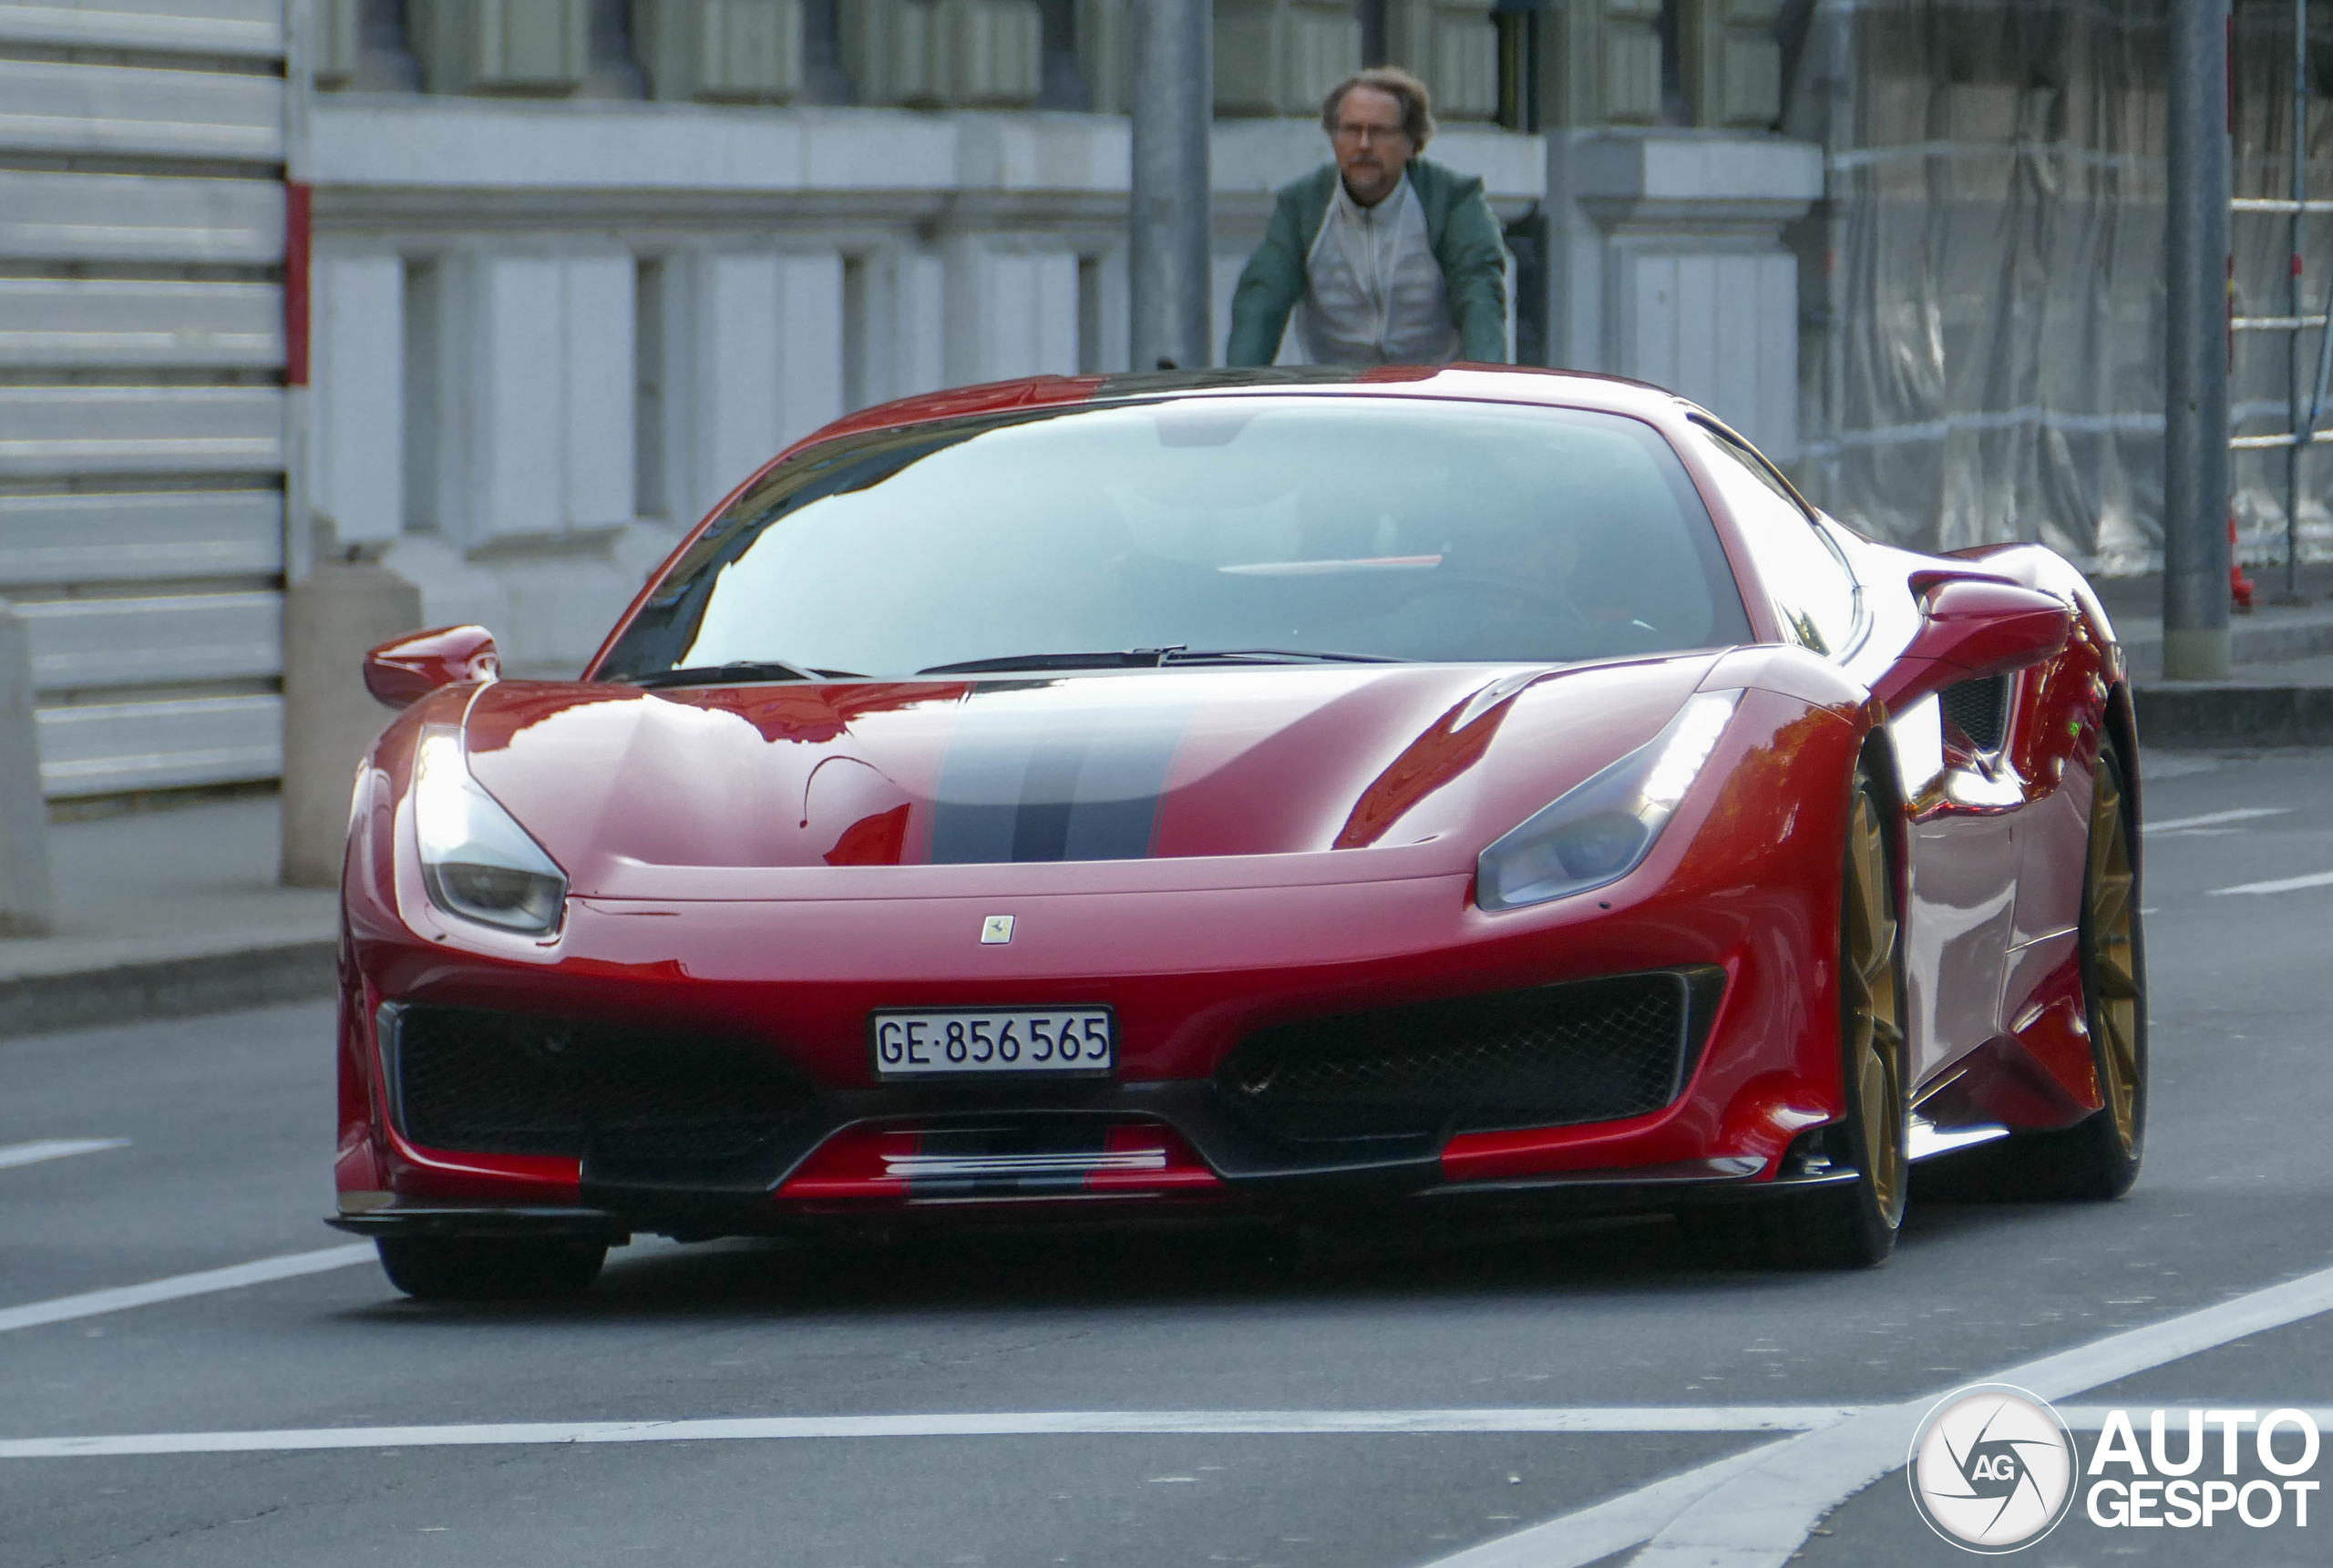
[1683,761,1908,1268]
[376,1235,607,1301]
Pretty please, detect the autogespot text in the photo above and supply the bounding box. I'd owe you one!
[2084,1409,2320,1531]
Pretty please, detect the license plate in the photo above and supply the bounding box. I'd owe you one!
[871,1009,1115,1078]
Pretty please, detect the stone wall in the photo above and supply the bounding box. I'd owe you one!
[303,96,1545,678]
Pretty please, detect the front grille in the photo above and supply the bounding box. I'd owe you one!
[1941,675,2010,752]
[391,1007,810,1163]
[1215,972,1708,1143]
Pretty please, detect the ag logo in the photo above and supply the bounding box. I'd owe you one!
[1907,1384,2078,1553]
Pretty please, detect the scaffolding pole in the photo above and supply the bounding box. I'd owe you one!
[2232,3,2324,603]
[2288,0,2307,601]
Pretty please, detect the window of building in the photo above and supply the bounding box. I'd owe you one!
[1075,255,1105,374]
[803,0,855,104]
[401,257,443,534]
[579,0,646,98]
[1358,0,1389,67]
[1034,0,1091,109]
[635,258,670,520]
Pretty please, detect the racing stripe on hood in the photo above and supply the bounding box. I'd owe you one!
[928,682,1192,864]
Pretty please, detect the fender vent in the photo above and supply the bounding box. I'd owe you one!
[390,1007,810,1163]
[1941,675,2010,752]
[1215,969,1719,1144]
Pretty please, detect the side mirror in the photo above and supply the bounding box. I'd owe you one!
[1871,578,2071,712]
[363,625,499,710]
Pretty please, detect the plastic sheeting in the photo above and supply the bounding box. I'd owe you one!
[1782,0,2333,575]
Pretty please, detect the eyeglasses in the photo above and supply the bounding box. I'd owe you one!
[1331,121,1408,147]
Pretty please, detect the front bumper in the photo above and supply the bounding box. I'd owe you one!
[338,942,1843,1241]
[338,705,1859,1237]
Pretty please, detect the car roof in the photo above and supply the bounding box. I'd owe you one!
[776,364,1693,467]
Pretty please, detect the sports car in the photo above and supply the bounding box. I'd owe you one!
[328,364,2146,1298]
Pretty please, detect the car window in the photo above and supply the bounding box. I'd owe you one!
[1689,420,1862,656]
[598,397,1755,681]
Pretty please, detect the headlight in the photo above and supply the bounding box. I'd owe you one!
[1476,691,1740,912]
[412,727,568,935]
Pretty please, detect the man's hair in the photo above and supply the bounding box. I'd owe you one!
[1321,67,1434,151]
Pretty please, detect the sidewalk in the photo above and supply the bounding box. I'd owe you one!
[2108,571,2333,747]
[0,797,336,1040]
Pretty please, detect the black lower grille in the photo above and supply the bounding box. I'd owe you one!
[1215,971,1711,1143]
[391,1007,810,1163]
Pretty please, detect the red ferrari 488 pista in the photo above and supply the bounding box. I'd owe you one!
[329,365,2145,1298]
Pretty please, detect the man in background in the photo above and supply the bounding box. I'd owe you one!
[1226,67,1508,368]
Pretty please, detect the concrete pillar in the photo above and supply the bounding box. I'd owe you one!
[1211,0,1357,118]
[942,241,1081,387]
[1545,131,1820,455]
[0,600,55,936]
[1679,0,1782,131]
[408,252,636,547]
[280,560,424,888]
[311,252,406,550]
[643,249,847,531]
[1543,0,1662,128]
[1385,1,1498,123]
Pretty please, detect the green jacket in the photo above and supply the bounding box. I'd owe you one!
[1226,157,1510,367]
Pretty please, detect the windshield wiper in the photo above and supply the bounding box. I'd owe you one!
[1160,648,1403,666]
[917,647,1405,675]
[916,650,1184,675]
[629,659,861,689]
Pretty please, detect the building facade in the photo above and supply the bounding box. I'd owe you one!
[2,0,1812,804]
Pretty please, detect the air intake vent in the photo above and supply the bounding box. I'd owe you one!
[1215,970,1715,1144]
[1941,675,2010,752]
[391,1008,810,1163]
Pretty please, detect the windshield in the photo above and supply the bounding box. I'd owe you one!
[595,395,1752,682]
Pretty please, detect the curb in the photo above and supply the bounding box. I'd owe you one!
[2134,682,2333,749]
[0,940,337,1041]
[2119,603,2333,674]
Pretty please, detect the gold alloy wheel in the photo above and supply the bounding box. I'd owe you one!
[2086,755,2143,1157]
[1843,783,1907,1225]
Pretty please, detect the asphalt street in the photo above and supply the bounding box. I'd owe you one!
[5,746,2332,1568]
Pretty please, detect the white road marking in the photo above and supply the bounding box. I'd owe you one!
[2145,806,2289,835]
[0,1407,1851,1460]
[0,1242,2326,1566]
[2209,870,2333,897]
[1420,1442,1793,1568]
[0,1244,374,1337]
[1426,1258,2333,1568]
[0,1139,128,1172]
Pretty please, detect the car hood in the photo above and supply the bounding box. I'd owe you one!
[458,657,1724,896]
